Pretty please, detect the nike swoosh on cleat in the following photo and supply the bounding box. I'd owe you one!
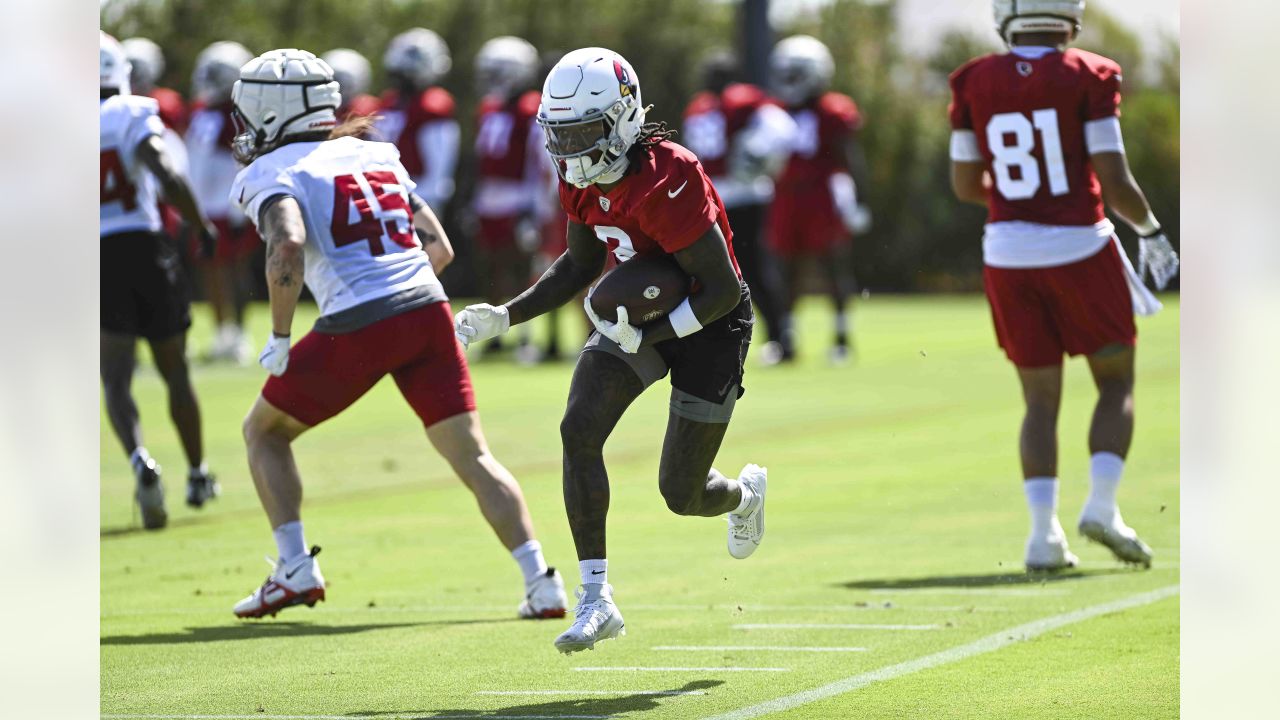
[667,180,688,198]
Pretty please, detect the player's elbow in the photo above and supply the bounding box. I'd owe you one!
[702,275,742,321]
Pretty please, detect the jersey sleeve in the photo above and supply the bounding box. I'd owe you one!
[637,153,718,254]
[1085,60,1123,120]
[230,157,296,230]
[372,141,417,194]
[947,66,973,130]
[123,99,165,160]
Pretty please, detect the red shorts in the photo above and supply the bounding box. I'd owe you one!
[476,216,519,251]
[262,301,476,428]
[191,218,260,264]
[983,241,1137,368]
[768,189,848,258]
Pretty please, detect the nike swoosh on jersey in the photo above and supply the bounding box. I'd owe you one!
[667,180,688,198]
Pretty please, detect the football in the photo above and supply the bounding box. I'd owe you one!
[589,253,690,325]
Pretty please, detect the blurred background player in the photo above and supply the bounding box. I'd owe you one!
[187,40,257,363]
[471,36,547,362]
[227,49,566,620]
[375,28,458,215]
[124,37,193,279]
[769,35,872,364]
[100,32,220,530]
[322,48,381,121]
[455,48,769,654]
[949,0,1178,571]
[683,50,796,365]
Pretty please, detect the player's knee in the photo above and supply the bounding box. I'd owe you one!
[660,482,702,516]
[242,408,283,447]
[560,409,605,458]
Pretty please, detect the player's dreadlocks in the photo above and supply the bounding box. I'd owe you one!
[636,120,677,148]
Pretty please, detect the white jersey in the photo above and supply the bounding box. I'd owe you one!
[100,95,165,237]
[230,136,445,323]
[186,105,241,220]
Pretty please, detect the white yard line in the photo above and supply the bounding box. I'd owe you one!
[475,690,707,696]
[654,646,868,653]
[700,584,1179,720]
[733,623,938,630]
[573,667,790,673]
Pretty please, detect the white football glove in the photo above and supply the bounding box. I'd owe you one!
[454,303,510,349]
[258,334,290,377]
[1138,231,1180,290]
[583,296,642,354]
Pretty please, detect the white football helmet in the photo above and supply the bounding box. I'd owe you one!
[769,35,834,106]
[100,31,131,95]
[194,41,253,104]
[384,28,451,90]
[231,49,341,164]
[322,48,372,99]
[123,37,164,94]
[993,0,1085,46]
[537,47,645,189]
[476,36,539,99]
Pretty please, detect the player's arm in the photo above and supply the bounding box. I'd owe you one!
[408,192,453,271]
[842,134,872,203]
[260,197,307,340]
[505,220,607,325]
[1088,115,1178,288]
[636,224,741,348]
[950,160,990,206]
[135,134,217,254]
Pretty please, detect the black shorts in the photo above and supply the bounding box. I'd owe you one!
[583,283,754,423]
[101,230,192,340]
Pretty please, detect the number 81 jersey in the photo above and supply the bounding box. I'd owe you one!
[948,48,1121,227]
[231,136,444,319]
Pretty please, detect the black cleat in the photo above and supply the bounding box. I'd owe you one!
[186,469,220,509]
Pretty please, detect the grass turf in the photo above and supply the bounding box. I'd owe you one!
[101,295,1179,719]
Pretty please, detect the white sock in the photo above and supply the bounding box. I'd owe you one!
[272,521,307,563]
[1024,477,1060,539]
[579,559,607,587]
[189,461,208,478]
[1084,452,1125,519]
[835,312,849,336]
[733,475,756,515]
[130,447,151,470]
[512,540,549,585]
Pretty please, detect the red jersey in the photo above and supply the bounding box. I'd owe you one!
[339,93,382,121]
[682,83,772,177]
[559,140,740,277]
[476,90,541,181]
[777,92,862,191]
[373,87,456,179]
[145,87,188,134]
[949,48,1121,227]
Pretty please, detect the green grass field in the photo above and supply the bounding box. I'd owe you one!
[101,295,1179,719]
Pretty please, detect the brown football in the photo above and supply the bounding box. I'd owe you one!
[589,254,690,326]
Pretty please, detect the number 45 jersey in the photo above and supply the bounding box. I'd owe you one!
[949,48,1122,230]
[231,136,446,328]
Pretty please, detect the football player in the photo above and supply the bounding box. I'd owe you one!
[227,49,567,621]
[471,36,547,361]
[375,28,458,215]
[455,48,769,653]
[100,32,220,528]
[949,0,1177,571]
[683,50,796,365]
[322,48,381,121]
[187,41,257,363]
[769,35,872,364]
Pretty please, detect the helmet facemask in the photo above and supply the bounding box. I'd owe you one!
[539,100,637,188]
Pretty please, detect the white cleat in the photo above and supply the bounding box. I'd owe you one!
[518,567,568,619]
[554,584,625,654]
[234,546,326,619]
[1079,510,1153,568]
[1025,524,1079,573]
[133,457,168,531]
[728,464,767,559]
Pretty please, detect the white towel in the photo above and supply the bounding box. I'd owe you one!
[1112,235,1162,316]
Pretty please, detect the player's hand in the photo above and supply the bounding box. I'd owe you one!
[258,334,290,377]
[198,221,218,260]
[1138,231,1179,290]
[583,296,642,354]
[514,216,542,254]
[454,304,510,349]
